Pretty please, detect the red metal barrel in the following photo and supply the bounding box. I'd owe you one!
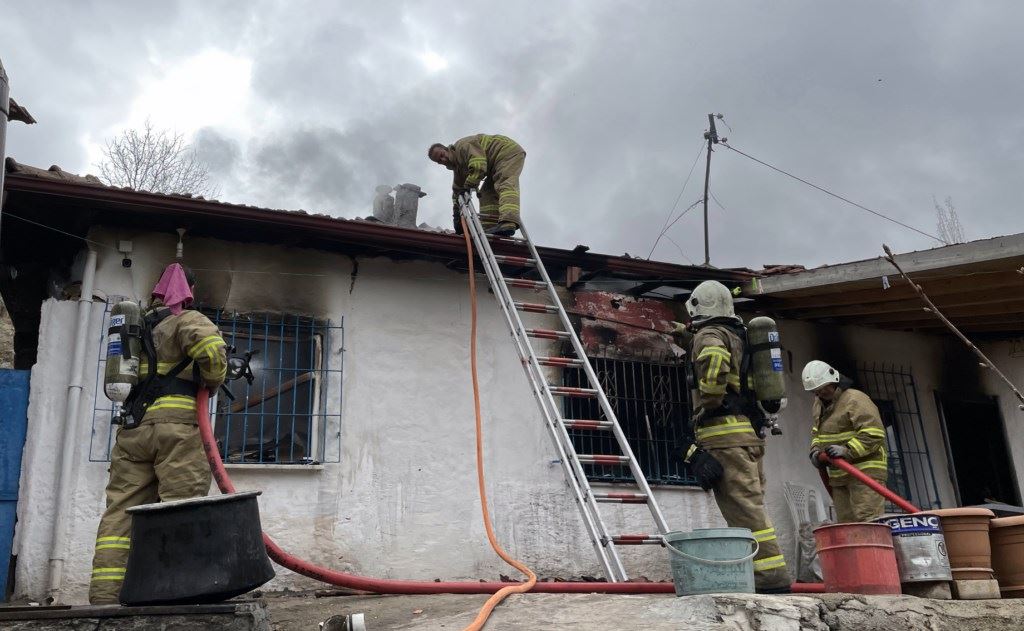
[814,523,901,594]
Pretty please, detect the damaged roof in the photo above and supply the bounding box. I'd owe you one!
[2,158,749,285]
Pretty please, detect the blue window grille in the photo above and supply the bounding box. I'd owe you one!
[856,362,941,510]
[91,302,343,465]
[562,351,697,486]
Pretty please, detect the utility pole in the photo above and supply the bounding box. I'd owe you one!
[702,113,720,267]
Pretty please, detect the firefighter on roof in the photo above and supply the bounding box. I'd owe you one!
[803,360,889,523]
[89,263,227,604]
[429,134,526,237]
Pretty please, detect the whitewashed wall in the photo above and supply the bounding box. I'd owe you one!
[17,225,1007,604]
[14,228,724,604]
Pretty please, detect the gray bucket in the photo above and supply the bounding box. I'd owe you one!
[875,513,953,583]
[664,528,758,596]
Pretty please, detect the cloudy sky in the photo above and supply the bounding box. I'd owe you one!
[3,2,1022,269]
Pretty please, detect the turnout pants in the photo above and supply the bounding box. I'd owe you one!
[707,445,790,590]
[89,422,211,604]
[831,480,886,523]
[478,150,525,228]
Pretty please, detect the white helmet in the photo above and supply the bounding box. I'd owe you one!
[686,280,738,326]
[802,360,840,391]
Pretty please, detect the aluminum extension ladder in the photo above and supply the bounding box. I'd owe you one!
[458,193,671,582]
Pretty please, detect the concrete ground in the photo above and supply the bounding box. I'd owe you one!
[263,591,1024,631]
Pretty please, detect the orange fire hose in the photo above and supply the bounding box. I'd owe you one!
[459,217,537,630]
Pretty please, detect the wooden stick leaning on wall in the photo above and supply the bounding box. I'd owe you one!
[882,243,1024,410]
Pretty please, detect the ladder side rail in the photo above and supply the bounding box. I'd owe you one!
[458,197,626,580]
[518,221,672,535]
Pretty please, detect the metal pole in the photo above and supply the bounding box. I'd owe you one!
[702,114,719,267]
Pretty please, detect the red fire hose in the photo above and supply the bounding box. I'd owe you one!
[196,389,823,594]
[818,453,920,514]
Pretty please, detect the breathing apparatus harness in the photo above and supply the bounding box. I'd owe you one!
[113,307,257,430]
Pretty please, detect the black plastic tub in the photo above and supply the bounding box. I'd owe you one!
[120,491,275,605]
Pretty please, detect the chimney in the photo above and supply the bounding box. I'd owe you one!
[393,183,426,229]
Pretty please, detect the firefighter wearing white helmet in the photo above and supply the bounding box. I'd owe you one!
[677,280,789,592]
[803,360,889,523]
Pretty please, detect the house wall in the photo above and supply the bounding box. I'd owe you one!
[14,228,725,604]
[761,319,960,568]
[15,224,1005,604]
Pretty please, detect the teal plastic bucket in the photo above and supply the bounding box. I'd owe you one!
[664,528,758,596]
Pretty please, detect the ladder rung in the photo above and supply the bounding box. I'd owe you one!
[490,235,528,245]
[505,278,547,290]
[577,454,630,465]
[562,419,614,430]
[526,328,571,340]
[611,534,663,545]
[515,302,559,314]
[493,255,536,267]
[537,356,584,368]
[593,492,649,504]
[549,386,598,398]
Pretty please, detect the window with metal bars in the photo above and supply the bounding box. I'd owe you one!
[91,303,343,465]
[561,353,698,486]
[206,309,342,465]
[855,362,942,509]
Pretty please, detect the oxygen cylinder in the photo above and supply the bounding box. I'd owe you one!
[103,301,143,402]
[747,316,786,407]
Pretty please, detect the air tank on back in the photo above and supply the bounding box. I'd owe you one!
[747,316,785,412]
[104,301,143,402]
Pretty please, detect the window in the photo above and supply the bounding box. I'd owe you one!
[562,354,697,486]
[856,362,942,509]
[206,309,343,465]
[91,303,343,465]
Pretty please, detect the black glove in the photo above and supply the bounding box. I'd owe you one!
[452,209,464,235]
[679,440,723,491]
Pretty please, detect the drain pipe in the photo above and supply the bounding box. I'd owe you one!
[46,248,98,602]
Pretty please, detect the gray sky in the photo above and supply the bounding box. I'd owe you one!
[4,1,1022,269]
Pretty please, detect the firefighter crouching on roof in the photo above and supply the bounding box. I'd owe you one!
[672,280,790,593]
[428,133,526,237]
[803,360,889,523]
[89,263,227,604]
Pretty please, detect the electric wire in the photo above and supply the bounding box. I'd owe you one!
[720,142,943,243]
[647,140,706,259]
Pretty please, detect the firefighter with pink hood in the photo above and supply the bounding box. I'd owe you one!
[89,263,227,604]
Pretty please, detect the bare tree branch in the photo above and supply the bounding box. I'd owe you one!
[934,195,966,245]
[98,119,219,197]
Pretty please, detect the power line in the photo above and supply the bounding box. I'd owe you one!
[721,141,942,243]
[710,191,728,213]
[3,212,119,251]
[648,140,706,259]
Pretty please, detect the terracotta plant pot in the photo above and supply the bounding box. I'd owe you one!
[930,508,995,580]
[990,515,1024,598]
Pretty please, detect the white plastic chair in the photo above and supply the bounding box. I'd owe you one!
[784,481,831,582]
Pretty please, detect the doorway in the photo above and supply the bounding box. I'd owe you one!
[936,394,1020,506]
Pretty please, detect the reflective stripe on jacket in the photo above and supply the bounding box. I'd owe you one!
[140,304,227,425]
[810,387,888,484]
[450,134,525,193]
[690,324,762,449]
